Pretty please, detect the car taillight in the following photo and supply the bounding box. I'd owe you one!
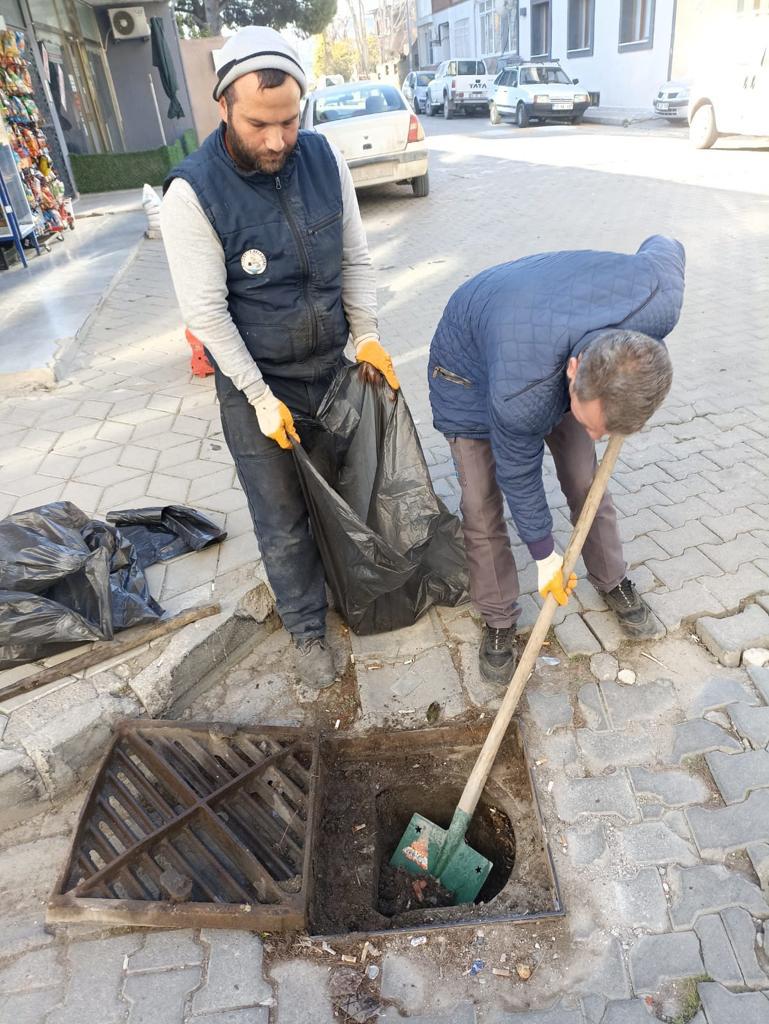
[407,114,424,143]
[451,78,456,90]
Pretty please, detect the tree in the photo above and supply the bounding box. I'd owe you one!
[175,0,337,40]
[314,32,378,80]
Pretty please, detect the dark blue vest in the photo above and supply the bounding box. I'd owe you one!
[167,125,349,382]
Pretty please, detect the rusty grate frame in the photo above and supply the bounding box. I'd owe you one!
[48,720,319,931]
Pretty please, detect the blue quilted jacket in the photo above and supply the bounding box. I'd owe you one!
[428,235,686,553]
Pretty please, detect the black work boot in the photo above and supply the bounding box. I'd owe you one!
[292,635,336,689]
[603,577,660,639]
[479,624,518,686]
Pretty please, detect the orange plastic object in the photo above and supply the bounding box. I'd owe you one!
[185,329,215,377]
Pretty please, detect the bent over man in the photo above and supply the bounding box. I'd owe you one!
[428,235,685,685]
[161,27,399,688]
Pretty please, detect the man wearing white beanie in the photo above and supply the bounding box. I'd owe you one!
[161,26,398,687]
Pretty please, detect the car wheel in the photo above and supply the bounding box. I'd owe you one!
[516,102,529,128]
[412,171,430,197]
[690,103,718,149]
[489,101,502,125]
[413,97,421,114]
[443,94,453,119]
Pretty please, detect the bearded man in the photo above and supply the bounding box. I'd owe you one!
[160,27,398,687]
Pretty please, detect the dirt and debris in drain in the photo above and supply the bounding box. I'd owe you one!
[307,723,559,936]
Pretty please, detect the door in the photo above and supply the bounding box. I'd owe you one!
[403,73,414,103]
[739,44,769,135]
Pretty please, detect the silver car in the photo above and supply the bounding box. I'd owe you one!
[654,80,690,122]
[402,70,435,114]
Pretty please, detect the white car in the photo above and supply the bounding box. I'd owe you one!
[402,70,435,114]
[654,80,690,122]
[489,61,590,127]
[302,82,430,197]
[688,40,769,149]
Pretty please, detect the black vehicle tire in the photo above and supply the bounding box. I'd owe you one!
[690,103,718,149]
[413,96,422,114]
[516,102,529,128]
[412,171,430,197]
[443,94,453,119]
[489,101,502,125]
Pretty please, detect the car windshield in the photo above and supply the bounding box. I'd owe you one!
[416,73,434,86]
[456,60,484,75]
[520,66,571,85]
[314,86,406,123]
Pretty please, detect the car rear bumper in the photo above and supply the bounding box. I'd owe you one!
[348,148,429,188]
[525,101,590,118]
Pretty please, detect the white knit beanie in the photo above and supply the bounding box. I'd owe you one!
[212,26,307,101]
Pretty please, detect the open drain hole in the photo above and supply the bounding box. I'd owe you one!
[375,783,516,914]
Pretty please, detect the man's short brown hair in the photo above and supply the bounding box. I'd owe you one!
[573,330,673,435]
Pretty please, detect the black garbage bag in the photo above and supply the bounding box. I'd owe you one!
[106,505,226,568]
[292,367,469,635]
[0,501,164,667]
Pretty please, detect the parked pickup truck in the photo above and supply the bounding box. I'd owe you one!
[425,59,494,119]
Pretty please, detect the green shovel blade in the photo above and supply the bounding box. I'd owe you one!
[389,812,493,905]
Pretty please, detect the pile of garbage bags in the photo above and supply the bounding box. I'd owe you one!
[0,503,225,667]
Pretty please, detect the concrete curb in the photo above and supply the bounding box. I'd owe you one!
[583,109,659,127]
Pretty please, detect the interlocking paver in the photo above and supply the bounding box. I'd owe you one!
[628,931,703,994]
[645,581,725,630]
[697,982,769,1024]
[192,931,272,1014]
[555,614,602,656]
[720,907,769,989]
[123,966,199,1024]
[694,913,743,988]
[727,703,769,747]
[526,691,573,733]
[669,864,769,928]
[687,790,769,857]
[600,679,677,728]
[697,605,769,667]
[629,767,710,806]
[649,521,720,557]
[689,676,761,717]
[705,749,769,804]
[552,775,640,823]
[646,548,722,590]
[576,729,656,772]
[614,867,669,932]
[617,820,698,866]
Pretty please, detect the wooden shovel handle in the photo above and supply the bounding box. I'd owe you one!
[457,433,625,818]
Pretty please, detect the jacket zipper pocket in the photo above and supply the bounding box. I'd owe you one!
[503,364,564,402]
[432,365,474,387]
[308,209,342,234]
[275,174,319,356]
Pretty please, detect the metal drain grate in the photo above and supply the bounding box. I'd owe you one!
[48,721,318,931]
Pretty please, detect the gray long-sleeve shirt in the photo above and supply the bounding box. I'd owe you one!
[160,140,378,401]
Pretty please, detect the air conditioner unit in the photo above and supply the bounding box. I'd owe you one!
[109,7,150,40]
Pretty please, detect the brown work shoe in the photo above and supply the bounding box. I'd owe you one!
[293,635,337,689]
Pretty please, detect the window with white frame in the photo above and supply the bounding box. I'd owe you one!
[531,0,550,58]
[479,0,495,55]
[619,0,655,50]
[454,17,471,56]
[568,0,594,55]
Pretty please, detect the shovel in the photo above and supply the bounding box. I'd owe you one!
[390,434,625,904]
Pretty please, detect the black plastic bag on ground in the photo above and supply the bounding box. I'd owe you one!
[292,367,469,635]
[106,505,226,568]
[0,501,163,667]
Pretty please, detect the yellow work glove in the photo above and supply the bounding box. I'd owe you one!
[249,385,300,450]
[355,338,400,391]
[536,551,577,606]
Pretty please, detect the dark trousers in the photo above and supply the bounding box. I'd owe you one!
[447,412,626,629]
[215,368,333,639]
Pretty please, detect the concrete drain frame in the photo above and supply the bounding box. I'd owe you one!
[47,720,562,938]
[308,721,564,940]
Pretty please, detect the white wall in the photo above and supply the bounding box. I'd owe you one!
[431,0,479,60]
[518,0,674,108]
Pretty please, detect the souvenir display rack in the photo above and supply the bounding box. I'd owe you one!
[0,26,73,267]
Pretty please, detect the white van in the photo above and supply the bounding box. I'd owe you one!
[689,39,769,148]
